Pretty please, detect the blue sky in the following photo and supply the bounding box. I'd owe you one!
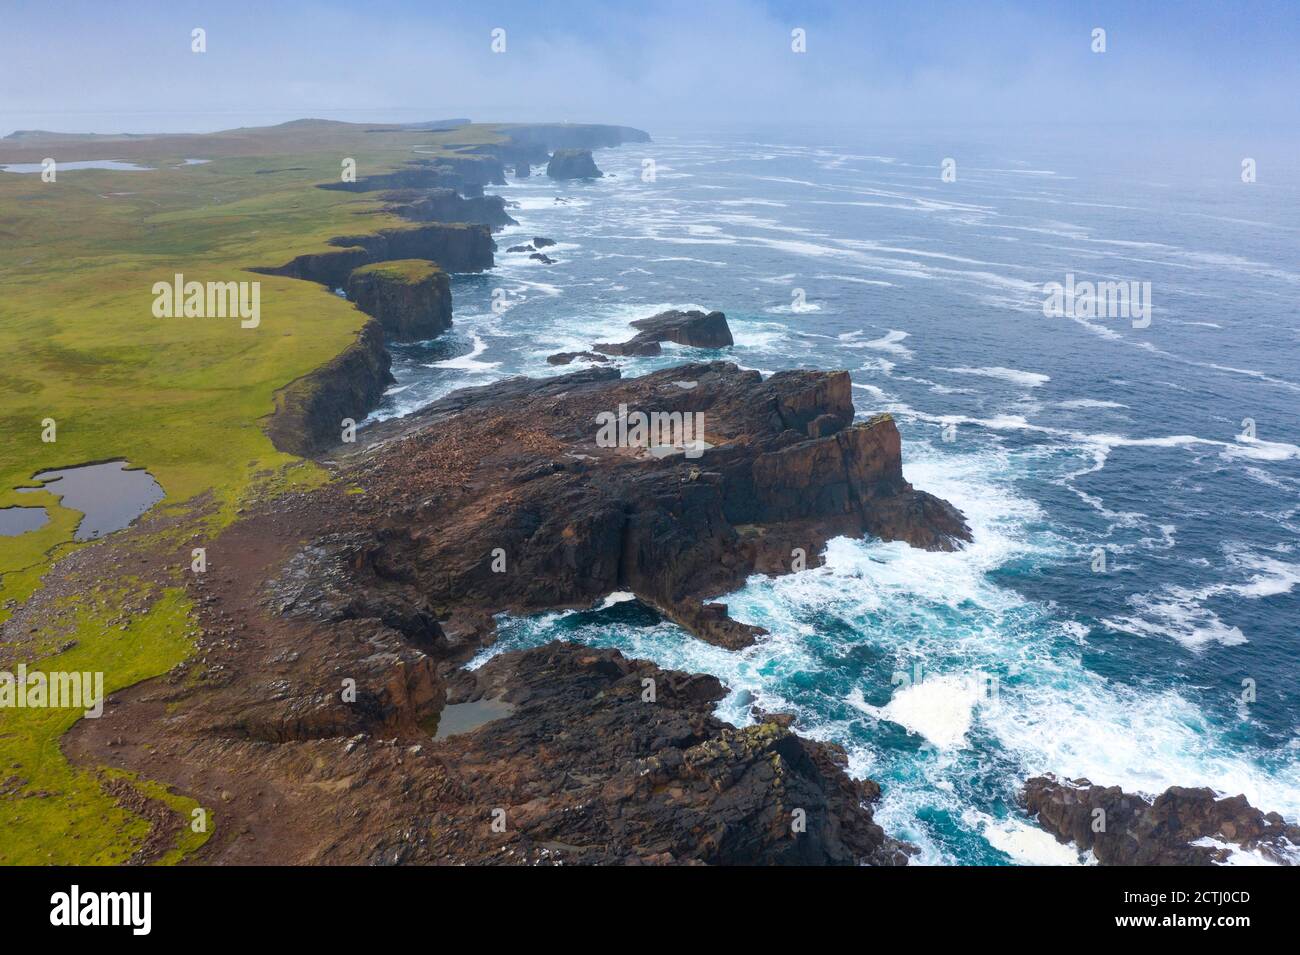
[2,0,1297,136]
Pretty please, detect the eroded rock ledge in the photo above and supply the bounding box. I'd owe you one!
[67,360,962,865]
[318,360,970,650]
[1023,774,1300,865]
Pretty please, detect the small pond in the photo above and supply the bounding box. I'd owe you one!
[15,460,164,540]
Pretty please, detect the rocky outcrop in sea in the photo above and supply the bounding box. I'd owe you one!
[547,148,602,180]
[1024,774,1300,865]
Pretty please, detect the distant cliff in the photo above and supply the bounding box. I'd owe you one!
[256,222,494,288]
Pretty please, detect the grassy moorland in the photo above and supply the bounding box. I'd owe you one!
[0,119,507,863]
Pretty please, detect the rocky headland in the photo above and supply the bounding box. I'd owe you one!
[66,354,968,864]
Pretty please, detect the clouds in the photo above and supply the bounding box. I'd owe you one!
[1,0,1297,135]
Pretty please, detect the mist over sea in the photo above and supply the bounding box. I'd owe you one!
[372,127,1300,865]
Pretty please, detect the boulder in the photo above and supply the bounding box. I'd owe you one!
[547,351,611,365]
[594,309,734,356]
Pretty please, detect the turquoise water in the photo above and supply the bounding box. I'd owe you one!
[372,127,1300,864]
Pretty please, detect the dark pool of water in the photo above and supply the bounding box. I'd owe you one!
[431,698,518,740]
[16,460,164,540]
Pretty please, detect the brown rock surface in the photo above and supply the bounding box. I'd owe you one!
[595,309,735,356]
[1023,774,1300,865]
[64,359,966,865]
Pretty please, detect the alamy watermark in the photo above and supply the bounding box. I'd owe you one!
[1041,272,1151,328]
[1,665,103,718]
[152,273,260,328]
[595,404,707,458]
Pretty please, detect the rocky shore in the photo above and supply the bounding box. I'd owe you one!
[1023,774,1300,865]
[66,355,967,864]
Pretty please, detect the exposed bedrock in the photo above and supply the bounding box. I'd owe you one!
[595,309,735,356]
[421,642,911,865]
[384,187,516,230]
[547,350,611,365]
[547,148,602,180]
[258,223,495,288]
[311,361,970,650]
[264,320,394,457]
[67,358,953,865]
[346,260,451,342]
[1023,774,1300,865]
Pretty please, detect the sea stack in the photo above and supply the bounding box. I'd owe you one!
[547,148,602,179]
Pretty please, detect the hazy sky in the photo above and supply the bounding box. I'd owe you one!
[2,0,1298,137]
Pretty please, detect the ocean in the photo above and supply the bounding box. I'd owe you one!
[369,126,1300,865]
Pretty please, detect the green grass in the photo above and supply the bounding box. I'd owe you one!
[0,120,516,864]
[350,258,444,284]
[0,586,202,865]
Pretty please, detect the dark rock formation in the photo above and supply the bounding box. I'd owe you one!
[68,358,959,866]
[595,309,734,357]
[506,244,534,253]
[547,148,602,180]
[346,260,451,341]
[1023,774,1300,865]
[547,351,611,365]
[385,187,516,230]
[533,237,556,248]
[423,642,911,865]
[321,361,970,648]
[258,223,495,288]
[529,253,556,265]
[319,155,506,194]
[265,320,393,457]
[514,161,530,178]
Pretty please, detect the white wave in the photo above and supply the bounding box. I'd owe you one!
[856,674,986,749]
[940,366,1051,388]
[1058,399,1128,409]
[841,329,914,358]
[965,811,1085,865]
[426,333,499,372]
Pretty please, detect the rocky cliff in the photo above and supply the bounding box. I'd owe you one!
[67,359,955,866]
[346,259,451,341]
[313,361,970,650]
[264,320,394,457]
[319,155,506,194]
[547,148,602,180]
[385,187,516,230]
[258,222,495,288]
